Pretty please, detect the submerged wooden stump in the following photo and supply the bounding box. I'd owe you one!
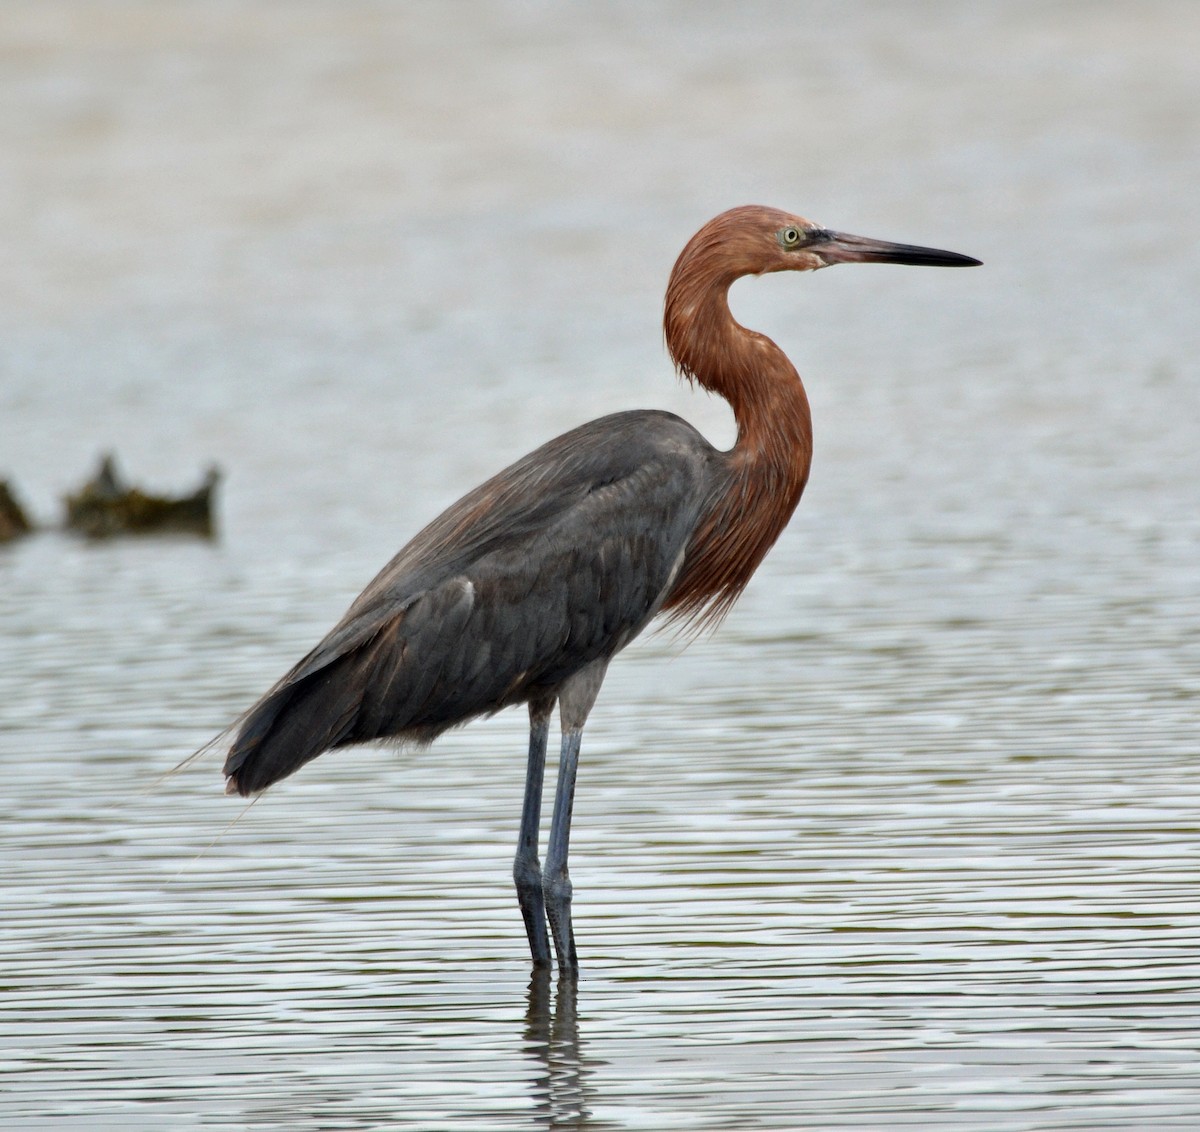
[64,454,220,539]
[0,479,33,542]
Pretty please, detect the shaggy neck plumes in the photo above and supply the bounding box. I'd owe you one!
[661,214,814,628]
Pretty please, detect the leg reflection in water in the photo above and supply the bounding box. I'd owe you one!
[524,969,617,1129]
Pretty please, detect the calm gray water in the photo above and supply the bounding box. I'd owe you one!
[2,2,1199,1128]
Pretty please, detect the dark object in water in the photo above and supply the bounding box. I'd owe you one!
[0,479,33,542]
[64,454,220,539]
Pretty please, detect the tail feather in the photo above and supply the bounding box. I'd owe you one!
[222,580,497,795]
[221,623,449,796]
[222,662,363,796]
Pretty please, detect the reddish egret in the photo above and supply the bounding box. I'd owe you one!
[221,205,980,973]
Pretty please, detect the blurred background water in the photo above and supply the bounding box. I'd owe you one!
[2,2,1198,1128]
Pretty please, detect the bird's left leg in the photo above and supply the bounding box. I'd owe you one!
[544,659,608,976]
[515,697,554,968]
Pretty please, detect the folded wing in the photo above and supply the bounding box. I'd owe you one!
[223,410,719,794]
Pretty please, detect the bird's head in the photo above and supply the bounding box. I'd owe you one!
[677,205,981,283]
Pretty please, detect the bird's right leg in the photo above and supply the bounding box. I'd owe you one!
[543,659,608,976]
[514,697,554,968]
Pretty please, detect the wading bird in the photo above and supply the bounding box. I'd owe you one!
[221,206,979,974]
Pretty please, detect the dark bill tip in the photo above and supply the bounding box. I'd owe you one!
[818,230,982,268]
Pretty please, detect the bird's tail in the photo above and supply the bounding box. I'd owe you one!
[221,661,361,796]
[220,589,486,796]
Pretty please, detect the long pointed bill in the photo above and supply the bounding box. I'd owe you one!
[815,230,981,268]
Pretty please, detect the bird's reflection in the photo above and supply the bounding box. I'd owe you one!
[524,970,614,1130]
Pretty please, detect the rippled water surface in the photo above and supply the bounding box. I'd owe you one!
[2,3,1199,1128]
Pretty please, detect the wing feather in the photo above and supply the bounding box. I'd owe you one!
[223,410,719,794]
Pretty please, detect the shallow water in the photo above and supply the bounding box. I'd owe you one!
[2,2,1199,1128]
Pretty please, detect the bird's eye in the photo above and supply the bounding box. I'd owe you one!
[778,226,803,248]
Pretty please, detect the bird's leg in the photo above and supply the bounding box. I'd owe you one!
[543,660,608,976]
[544,726,582,974]
[515,697,554,968]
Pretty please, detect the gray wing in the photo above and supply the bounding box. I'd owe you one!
[223,410,719,794]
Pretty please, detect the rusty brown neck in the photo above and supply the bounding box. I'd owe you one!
[662,261,814,627]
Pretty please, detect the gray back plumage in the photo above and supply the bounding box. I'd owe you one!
[223,410,722,794]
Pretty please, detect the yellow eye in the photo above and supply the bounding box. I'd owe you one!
[778,226,803,248]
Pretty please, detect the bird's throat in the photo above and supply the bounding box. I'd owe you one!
[662,275,813,628]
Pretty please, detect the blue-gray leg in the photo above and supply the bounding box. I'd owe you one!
[544,726,582,973]
[542,658,608,976]
[515,698,553,968]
